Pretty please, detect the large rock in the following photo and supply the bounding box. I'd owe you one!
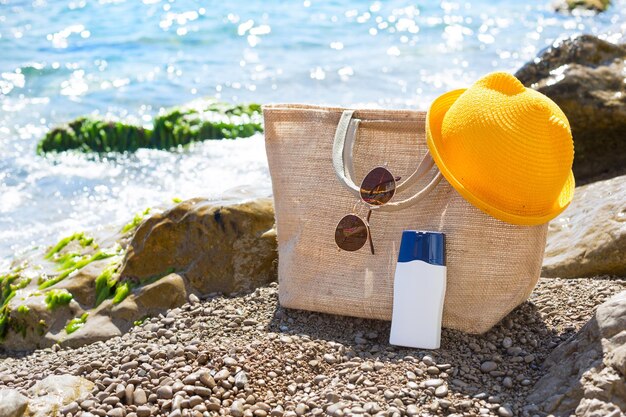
[543,175,626,278]
[0,198,277,351]
[120,198,277,294]
[527,291,626,416]
[0,389,29,417]
[25,375,93,417]
[515,35,626,183]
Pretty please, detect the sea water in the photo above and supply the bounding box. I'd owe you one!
[0,0,624,266]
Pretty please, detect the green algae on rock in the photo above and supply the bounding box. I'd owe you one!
[39,250,117,290]
[120,208,151,234]
[37,117,153,154]
[65,312,88,334]
[44,232,95,259]
[44,289,73,310]
[38,100,263,154]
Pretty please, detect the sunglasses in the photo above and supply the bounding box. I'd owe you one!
[335,166,399,255]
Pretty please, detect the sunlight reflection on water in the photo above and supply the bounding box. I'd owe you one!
[0,0,624,262]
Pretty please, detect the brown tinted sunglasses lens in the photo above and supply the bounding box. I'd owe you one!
[335,214,368,251]
[360,166,396,206]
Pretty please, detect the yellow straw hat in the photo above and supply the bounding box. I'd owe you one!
[426,72,575,226]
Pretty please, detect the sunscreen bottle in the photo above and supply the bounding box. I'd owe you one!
[389,231,446,349]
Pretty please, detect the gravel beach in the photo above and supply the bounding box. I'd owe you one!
[1,277,624,417]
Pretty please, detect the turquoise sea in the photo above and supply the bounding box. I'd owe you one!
[0,0,624,266]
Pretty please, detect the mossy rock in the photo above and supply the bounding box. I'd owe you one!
[38,100,263,154]
[38,118,152,153]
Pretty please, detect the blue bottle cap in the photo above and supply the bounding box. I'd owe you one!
[397,231,445,266]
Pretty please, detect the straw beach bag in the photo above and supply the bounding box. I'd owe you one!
[263,104,548,334]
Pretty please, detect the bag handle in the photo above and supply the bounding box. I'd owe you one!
[332,110,443,212]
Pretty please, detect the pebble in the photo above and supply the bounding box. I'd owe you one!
[502,337,513,349]
[133,388,147,406]
[234,371,248,388]
[136,406,151,417]
[480,361,498,373]
[214,369,230,381]
[498,406,514,417]
[0,280,617,417]
[435,385,449,397]
[61,401,79,415]
[157,385,173,399]
[406,405,419,416]
[230,400,245,417]
[107,408,125,417]
[424,379,444,388]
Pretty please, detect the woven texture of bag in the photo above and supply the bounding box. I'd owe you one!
[263,104,547,334]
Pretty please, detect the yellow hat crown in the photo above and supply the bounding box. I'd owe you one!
[426,72,575,225]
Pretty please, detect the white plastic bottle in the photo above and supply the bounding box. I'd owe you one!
[389,231,446,350]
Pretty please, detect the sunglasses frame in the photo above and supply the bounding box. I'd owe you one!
[335,166,398,255]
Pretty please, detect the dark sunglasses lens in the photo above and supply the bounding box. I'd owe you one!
[360,167,396,206]
[335,214,368,251]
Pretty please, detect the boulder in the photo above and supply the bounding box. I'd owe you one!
[133,272,188,311]
[0,389,29,417]
[515,35,626,183]
[1,198,277,351]
[543,175,626,278]
[527,291,626,416]
[26,375,93,417]
[120,198,277,295]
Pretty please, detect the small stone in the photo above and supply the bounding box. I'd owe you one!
[422,355,436,366]
[427,366,440,375]
[295,403,307,415]
[198,371,216,388]
[524,354,535,363]
[323,354,336,364]
[120,361,138,371]
[223,357,238,366]
[406,405,419,416]
[189,396,203,407]
[480,361,498,373]
[107,408,125,417]
[231,400,245,417]
[133,388,147,406]
[157,385,173,400]
[503,377,514,388]
[326,402,345,416]
[136,406,151,417]
[61,401,79,415]
[498,406,513,417]
[194,386,211,397]
[435,385,448,397]
[169,410,181,417]
[189,294,200,304]
[234,371,248,388]
[425,379,444,388]
[502,337,513,349]
[214,369,230,381]
[360,362,373,372]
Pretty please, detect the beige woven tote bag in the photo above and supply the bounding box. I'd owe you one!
[263,104,547,334]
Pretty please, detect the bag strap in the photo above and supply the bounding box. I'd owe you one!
[332,110,443,212]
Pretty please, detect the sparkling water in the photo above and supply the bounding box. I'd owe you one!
[0,0,624,266]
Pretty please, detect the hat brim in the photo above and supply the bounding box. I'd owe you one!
[425,88,575,226]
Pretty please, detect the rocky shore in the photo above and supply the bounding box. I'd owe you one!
[1,278,624,417]
[0,34,625,417]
